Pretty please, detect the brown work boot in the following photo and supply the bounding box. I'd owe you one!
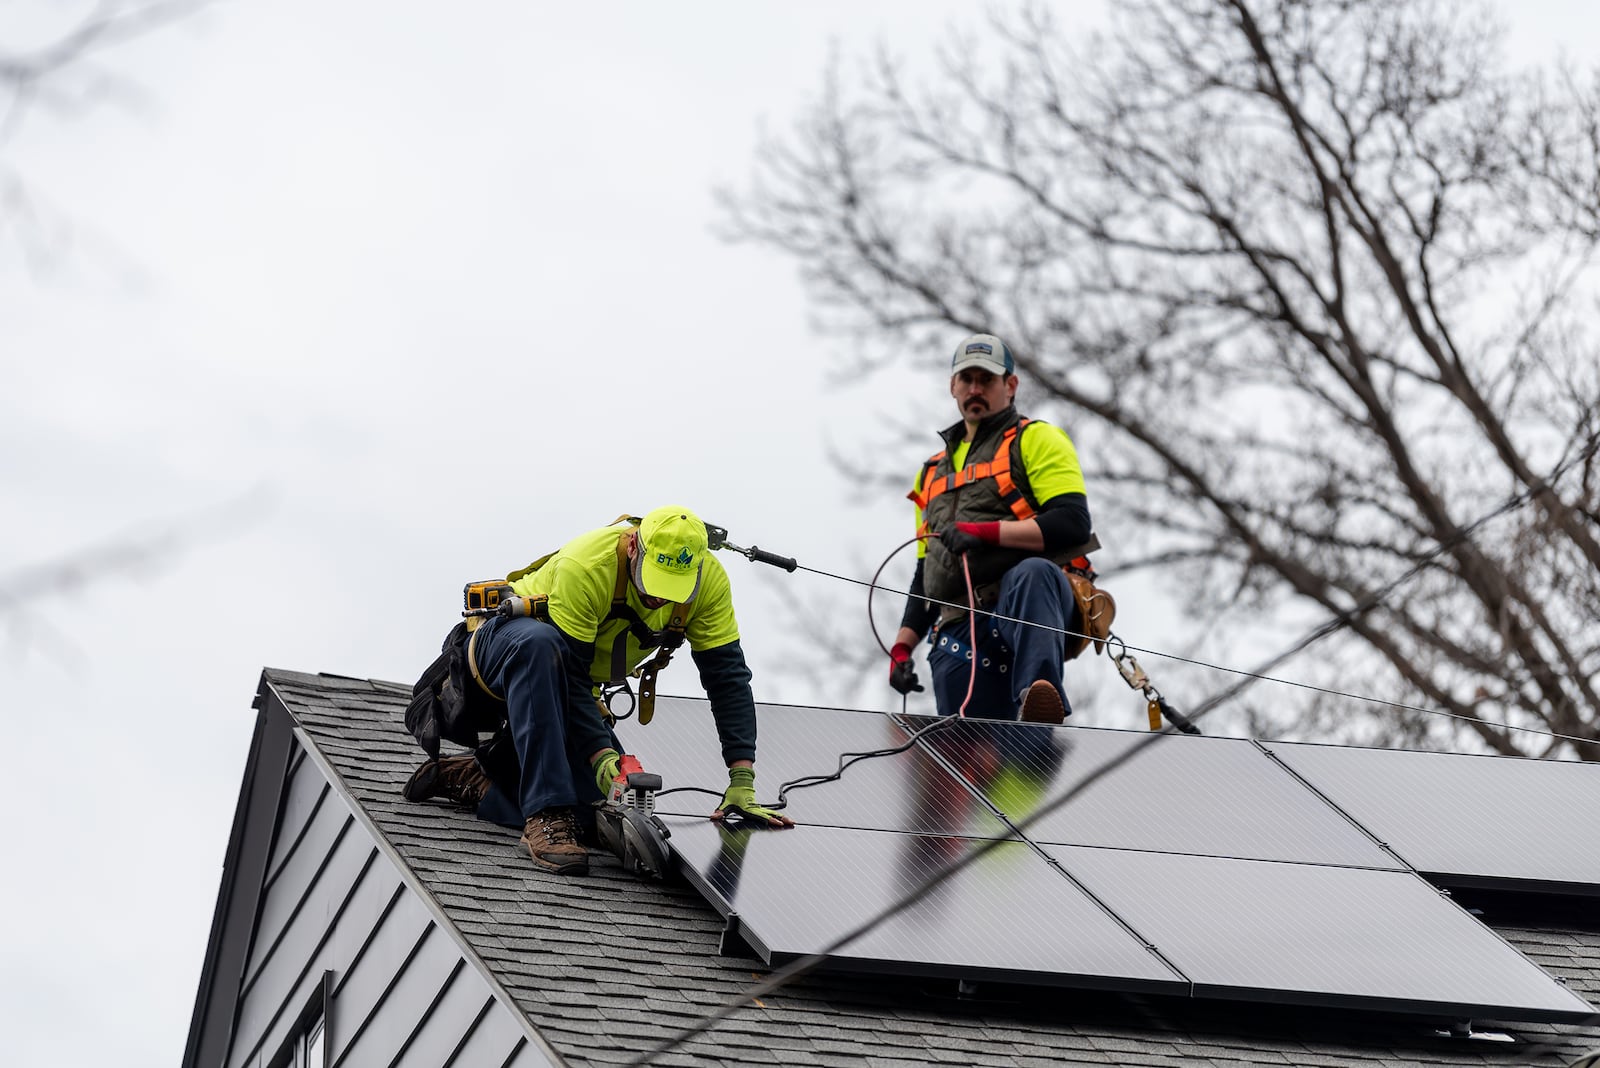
[402,753,490,810]
[521,807,589,875]
[1019,680,1066,725]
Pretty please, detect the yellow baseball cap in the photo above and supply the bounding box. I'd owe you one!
[636,505,707,603]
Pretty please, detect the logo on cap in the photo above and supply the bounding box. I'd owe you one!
[657,547,696,572]
[965,342,994,355]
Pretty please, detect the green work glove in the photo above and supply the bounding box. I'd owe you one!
[591,749,621,797]
[713,766,794,827]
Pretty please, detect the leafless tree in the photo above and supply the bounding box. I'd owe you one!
[3,1,227,654]
[2,1,205,272]
[723,0,1600,757]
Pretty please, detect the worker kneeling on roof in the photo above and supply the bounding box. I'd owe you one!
[403,506,793,876]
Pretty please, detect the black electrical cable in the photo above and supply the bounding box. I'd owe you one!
[768,713,955,809]
[653,719,957,813]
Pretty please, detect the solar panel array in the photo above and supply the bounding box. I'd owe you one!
[617,699,1600,1024]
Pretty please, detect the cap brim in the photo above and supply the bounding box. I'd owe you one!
[639,558,702,602]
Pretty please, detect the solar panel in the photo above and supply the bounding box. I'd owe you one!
[1262,741,1600,893]
[616,697,1010,837]
[630,702,1600,1024]
[661,816,1187,993]
[1043,844,1598,1023]
[899,716,1399,869]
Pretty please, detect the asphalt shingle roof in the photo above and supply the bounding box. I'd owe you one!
[263,668,1600,1068]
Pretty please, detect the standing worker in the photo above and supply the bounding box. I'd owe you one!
[403,506,792,876]
[888,334,1098,723]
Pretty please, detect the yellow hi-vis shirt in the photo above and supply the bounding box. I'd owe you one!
[912,421,1086,557]
[509,522,742,689]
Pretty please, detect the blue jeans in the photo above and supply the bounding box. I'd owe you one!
[467,615,619,831]
[928,557,1077,720]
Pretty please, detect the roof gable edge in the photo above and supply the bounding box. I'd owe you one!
[260,673,570,1068]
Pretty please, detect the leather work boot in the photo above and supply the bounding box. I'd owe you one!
[402,753,490,810]
[1019,680,1066,725]
[521,807,589,875]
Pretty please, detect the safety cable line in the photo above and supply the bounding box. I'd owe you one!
[1180,441,1600,729]
[836,554,1600,753]
[620,714,1208,1068]
[622,442,1600,1064]
[1175,435,1600,748]
[811,442,1600,754]
[623,445,1600,1063]
[627,582,1591,1062]
[866,533,983,716]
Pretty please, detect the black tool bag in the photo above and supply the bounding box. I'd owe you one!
[404,621,504,759]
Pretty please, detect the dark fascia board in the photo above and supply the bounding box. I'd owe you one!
[182,671,297,1068]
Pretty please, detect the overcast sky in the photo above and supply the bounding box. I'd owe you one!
[4,2,1596,1065]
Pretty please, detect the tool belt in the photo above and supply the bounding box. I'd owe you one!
[404,620,506,760]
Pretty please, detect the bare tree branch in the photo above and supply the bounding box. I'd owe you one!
[726,0,1600,757]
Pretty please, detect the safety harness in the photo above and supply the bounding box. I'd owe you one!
[465,521,693,725]
[911,418,1095,572]
[909,418,1112,658]
[910,420,1036,525]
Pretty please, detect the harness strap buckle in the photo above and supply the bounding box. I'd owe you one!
[634,653,669,725]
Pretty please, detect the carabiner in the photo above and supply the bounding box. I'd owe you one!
[602,681,637,722]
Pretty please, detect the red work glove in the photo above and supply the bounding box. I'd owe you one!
[888,641,924,695]
[941,521,1000,556]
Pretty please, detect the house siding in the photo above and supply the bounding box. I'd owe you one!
[205,715,554,1068]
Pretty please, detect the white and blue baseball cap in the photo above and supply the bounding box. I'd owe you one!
[951,334,1016,376]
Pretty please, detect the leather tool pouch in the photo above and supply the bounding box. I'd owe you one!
[1063,571,1116,661]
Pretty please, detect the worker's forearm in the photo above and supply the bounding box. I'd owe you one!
[897,558,935,637]
[692,641,759,765]
[988,517,1044,551]
[962,496,1088,554]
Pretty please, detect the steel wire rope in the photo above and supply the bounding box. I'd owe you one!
[799,555,1600,753]
[627,559,1595,1063]
[628,692,1595,1068]
[1178,439,1600,734]
[781,452,1600,755]
[624,440,1600,1064]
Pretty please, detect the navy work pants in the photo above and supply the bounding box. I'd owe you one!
[927,557,1077,720]
[466,615,618,831]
